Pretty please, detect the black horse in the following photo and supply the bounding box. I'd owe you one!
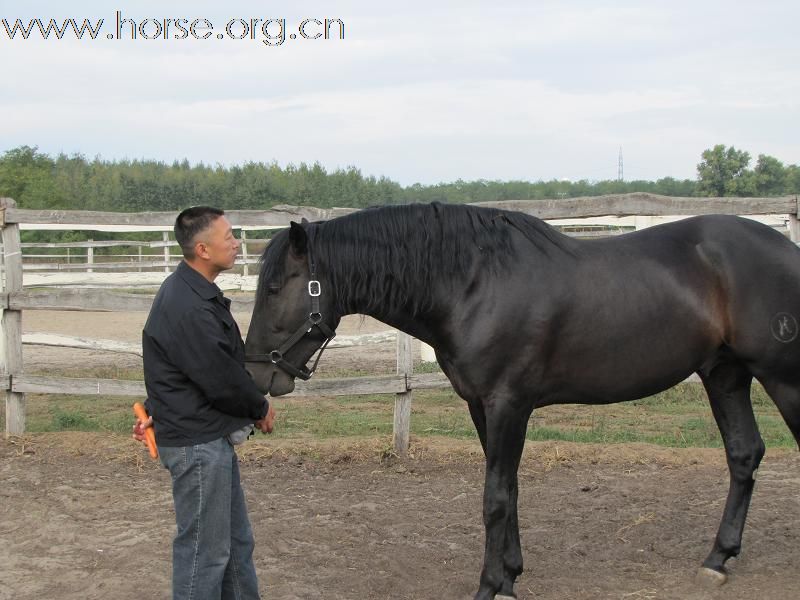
[245,202,800,599]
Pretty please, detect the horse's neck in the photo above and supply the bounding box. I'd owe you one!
[333,257,449,345]
[319,218,474,344]
[331,272,431,339]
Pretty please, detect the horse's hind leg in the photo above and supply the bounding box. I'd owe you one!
[759,378,800,448]
[698,360,764,583]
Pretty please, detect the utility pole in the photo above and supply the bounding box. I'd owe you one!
[618,147,624,181]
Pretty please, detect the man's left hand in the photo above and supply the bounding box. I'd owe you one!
[255,403,276,434]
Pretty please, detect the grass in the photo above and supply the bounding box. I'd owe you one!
[525,384,795,448]
[3,379,796,449]
[3,362,796,448]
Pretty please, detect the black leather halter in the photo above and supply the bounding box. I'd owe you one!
[245,247,336,381]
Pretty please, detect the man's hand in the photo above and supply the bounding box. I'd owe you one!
[254,403,276,434]
[132,415,154,443]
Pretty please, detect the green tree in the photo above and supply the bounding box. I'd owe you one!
[753,154,787,196]
[786,165,800,194]
[696,145,751,196]
[654,176,697,196]
[0,145,62,207]
[2,144,796,212]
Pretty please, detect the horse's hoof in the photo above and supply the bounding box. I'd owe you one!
[696,566,727,587]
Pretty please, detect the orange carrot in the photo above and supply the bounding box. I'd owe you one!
[132,402,158,459]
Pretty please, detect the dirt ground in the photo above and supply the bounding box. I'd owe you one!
[1,435,799,600]
[3,310,799,599]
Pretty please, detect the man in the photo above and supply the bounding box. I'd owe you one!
[134,206,275,600]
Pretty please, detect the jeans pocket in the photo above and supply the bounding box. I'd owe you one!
[159,445,192,481]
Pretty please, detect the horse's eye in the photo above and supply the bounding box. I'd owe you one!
[266,284,282,296]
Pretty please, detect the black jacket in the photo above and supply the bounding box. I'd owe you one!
[143,261,268,447]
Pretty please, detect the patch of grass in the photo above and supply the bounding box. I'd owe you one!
[275,397,394,437]
[313,367,387,378]
[528,382,795,448]
[17,395,139,433]
[413,361,444,374]
[419,411,478,438]
[3,382,796,449]
[51,407,97,431]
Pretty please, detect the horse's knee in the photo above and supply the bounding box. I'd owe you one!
[483,488,510,525]
[726,437,764,482]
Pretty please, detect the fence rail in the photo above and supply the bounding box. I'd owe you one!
[20,234,268,276]
[15,196,794,274]
[2,194,799,454]
[5,195,799,229]
[21,330,400,356]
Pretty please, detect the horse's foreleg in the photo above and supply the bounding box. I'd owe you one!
[698,362,763,584]
[475,403,530,600]
[468,398,521,596]
[501,477,523,595]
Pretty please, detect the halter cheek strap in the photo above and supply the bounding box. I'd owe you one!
[245,245,337,381]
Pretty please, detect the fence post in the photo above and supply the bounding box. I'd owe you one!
[393,331,413,455]
[1,198,25,436]
[87,239,94,272]
[241,229,249,277]
[163,231,171,273]
[788,197,800,243]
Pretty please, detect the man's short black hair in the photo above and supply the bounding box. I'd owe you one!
[174,206,225,259]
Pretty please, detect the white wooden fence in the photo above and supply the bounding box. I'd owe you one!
[21,234,267,275]
[2,194,799,454]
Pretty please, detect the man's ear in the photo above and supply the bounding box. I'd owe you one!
[288,221,308,257]
[194,239,209,260]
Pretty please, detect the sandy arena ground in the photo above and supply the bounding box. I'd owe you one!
[2,435,799,600]
[1,310,798,599]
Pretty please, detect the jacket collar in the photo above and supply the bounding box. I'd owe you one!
[176,260,225,303]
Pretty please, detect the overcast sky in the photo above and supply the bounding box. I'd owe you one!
[1,0,798,185]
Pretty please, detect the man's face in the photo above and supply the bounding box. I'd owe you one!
[196,216,240,272]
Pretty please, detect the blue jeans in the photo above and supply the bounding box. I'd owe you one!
[159,437,261,600]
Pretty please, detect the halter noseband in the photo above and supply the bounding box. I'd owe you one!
[245,245,336,381]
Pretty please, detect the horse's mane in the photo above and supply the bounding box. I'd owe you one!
[258,202,571,317]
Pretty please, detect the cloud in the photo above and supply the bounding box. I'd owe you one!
[1,0,799,184]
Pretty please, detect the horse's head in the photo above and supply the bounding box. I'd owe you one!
[245,220,339,396]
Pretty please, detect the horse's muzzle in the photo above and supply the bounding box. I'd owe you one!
[246,361,295,396]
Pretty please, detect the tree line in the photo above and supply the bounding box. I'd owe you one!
[1,144,797,216]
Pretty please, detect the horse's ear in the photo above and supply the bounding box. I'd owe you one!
[301,217,310,225]
[288,221,308,257]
